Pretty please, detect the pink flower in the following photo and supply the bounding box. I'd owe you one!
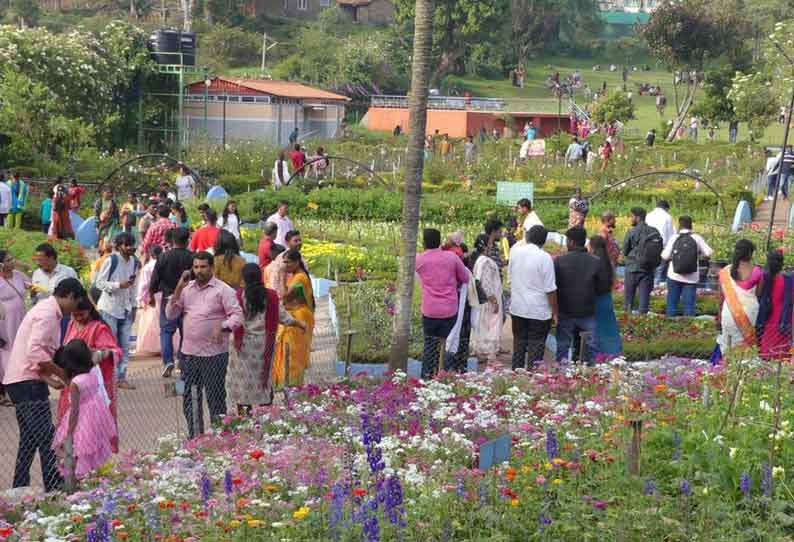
[535,475,546,485]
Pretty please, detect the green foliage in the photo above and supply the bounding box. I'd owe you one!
[9,0,40,27]
[200,25,262,70]
[690,66,738,123]
[729,71,778,139]
[591,91,636,124]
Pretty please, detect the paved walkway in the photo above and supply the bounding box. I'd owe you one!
[0,296,339,491]
[753,197,791,228]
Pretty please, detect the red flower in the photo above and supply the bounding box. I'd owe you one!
[232,477,243,486]
[0,527,12,537]
[353,487,367,497]
[249,449,264,460]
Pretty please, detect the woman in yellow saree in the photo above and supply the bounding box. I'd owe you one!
[273,249,315,386]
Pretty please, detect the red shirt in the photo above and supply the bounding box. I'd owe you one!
[291,150,306,172]
[141,217,176,255]
[258,236,274,270]
[190,225,221,252]
[68,186,86,210]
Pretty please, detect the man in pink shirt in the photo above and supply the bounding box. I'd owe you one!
[166,252,243,438]
[140,204,176,258]
[415,228,470,378]
[3,277,85,492]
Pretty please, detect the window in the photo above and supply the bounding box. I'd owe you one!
[297,0,307,9]
[319,0,330,5]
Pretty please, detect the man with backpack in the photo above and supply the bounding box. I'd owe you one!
[646,200,676,285]
[94,232,140,389]
[623,207,663,315]
[661,216,712,317]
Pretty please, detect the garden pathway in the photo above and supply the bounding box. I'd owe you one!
[0,295,338,495]
[754,197,791,228]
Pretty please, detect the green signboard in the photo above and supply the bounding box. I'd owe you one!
[496,182,534,207]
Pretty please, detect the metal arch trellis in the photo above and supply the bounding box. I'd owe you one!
[589,170,728,221]
[96,154,209,195]
[285,155,395,191]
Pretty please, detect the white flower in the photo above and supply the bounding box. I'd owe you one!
[729,448,737,459]
[773,466,785,479]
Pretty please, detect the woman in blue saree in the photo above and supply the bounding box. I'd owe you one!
[589,235,623,357]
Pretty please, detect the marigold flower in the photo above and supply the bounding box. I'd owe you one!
[229,519,240,528]
[505,467,516,481]
[654,384,668,393]
[293,506,311,520]
[247,519,263,528]
[510,498,519,507]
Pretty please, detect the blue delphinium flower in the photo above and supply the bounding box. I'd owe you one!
[384,475,406,527]
[761,463,773,498]
[644,478,657,496]
[224,469,233,497]
[363,507,380,542]
[455,477,465,498]
[87,516,110,542]
[680,479,692,497]
[740,473,751,497]
[672,432,682,461]
[361,412,385,474]
[200,472,211,506]
[545,429,559,460]
[329,482,347,534]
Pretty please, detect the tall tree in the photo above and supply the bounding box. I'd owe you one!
[389,0,434,371]
[394,0,507,87]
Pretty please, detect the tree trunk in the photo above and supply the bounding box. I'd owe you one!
[388,0,434,371]
[181,0,193,31]
[129,0,138,19]
[666,80,697,142]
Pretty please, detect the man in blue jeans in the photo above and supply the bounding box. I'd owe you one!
[3,278,85,492]
[95,232,139,389]
[553,227,612,364]
[623,207,661,314]
[149,227,193,377]
[661,215,713,316]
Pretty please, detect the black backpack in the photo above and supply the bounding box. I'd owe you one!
[671,232,699,274]
[89,254,140,305]
[635,227,664,271]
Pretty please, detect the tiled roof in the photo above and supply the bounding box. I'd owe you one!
[337,0,372,5]
[227,78,350,101]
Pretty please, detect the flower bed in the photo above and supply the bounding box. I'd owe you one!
[0,229,90,279]
[4,357,794,540]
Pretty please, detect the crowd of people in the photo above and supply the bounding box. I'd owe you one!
[0,173,319,489]
[413,198,731,376]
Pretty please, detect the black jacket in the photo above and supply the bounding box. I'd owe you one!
[554,248,612,319]
[149,247,193,299]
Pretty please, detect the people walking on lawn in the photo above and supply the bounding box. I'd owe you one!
[149,227,193,378]
[189,208,220,253]
[95,232,139,390]
[166,252,243,439]
[273,151,290,190]
[757,250,791,360]
[52,338,117,480]
[554,227,612,363]
[267,200,294,247]
[291,144,306,177]
[661,215,713,317]
[509,225,557,370]
[3,277,85,492]
[415,228,470,378]
[717,239,762,355]
[6,173,28,229]
[565,137,584,166]
[59,296,122,453]
[646,200,676,284]
[623,207,663,315]
[273,250,315,386]
[599,140,612,171]
[588,235,622,358]
[0,250,31,406]
[470,233,503,362]
[228,263,304,414]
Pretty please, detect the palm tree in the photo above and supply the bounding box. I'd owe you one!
[389,0,434,370]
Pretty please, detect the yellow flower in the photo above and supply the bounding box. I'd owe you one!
[229,519,241,528]
[247,519,263,528]
[552,458,565,466]
[544,462,553,471]
[510,498,519,507]
[293,506,311,520]
[264,484,279,492]
[552,478,562,485]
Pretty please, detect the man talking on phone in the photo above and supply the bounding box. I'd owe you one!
[95,232,140,390]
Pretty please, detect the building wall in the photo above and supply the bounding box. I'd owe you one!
[254,0,393,22]
[184,101,344,147]
[354,0,394,25]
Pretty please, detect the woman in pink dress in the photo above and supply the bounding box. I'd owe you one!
[57,298,122,452]
[134,245,163,355]
[53,339,117,479]
[0,250,30,407]
[759,250,790,359]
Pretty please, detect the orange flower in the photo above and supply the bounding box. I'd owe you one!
[505,467,516,482]
[117,531,129,540]
[71,514,83,523]
[654,384,668,393]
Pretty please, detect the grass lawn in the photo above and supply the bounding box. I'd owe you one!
[447,55,787,146]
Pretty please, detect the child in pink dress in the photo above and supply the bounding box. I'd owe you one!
[53,339,117,479]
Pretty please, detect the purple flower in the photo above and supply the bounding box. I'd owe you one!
[329,482,347,532]
[384,475,406,527]
[680,479,691,497]
[224,469,233,497]
[363,508,380,542]
[200,472,211,505]
[761,463,773,498]
[545,429,559,460]
[643,478,657,496]
[361,412,385,474]
[455,477,465,498]
[740,473,751,497]
[672,432,682,461]
[87,516,110,542]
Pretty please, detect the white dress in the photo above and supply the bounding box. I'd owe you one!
[470,255,503,359]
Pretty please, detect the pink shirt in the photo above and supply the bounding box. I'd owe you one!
[3,296,62,385]
[415,248,470,319]
[165,276,243,357]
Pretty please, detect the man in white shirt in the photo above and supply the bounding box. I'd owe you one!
[766,149,783,201]
[661,215,712,317]
[564,138,584,165]
[646,200,675,284]
[508,225,558,370]
[266,200,294,247]
[0,175,10,227]
[175,166,196,201]
[95,232,139,389]
[31,243,78,304]
[516,198,543,236]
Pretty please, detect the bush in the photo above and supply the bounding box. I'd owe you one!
[199,25,264,70]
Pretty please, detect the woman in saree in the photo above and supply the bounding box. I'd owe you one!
[718,239,763,355]
[134,245,163,355]
[56,296,122,452]
[757,250,792,360]
[588,236,622,358]
[272,250,315,386]
[568,188,589,228]
[470,233,503,361]
[0,250,30,406]
[94,189,121,253]
[228,264,304,414]
[49,183,74,240]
